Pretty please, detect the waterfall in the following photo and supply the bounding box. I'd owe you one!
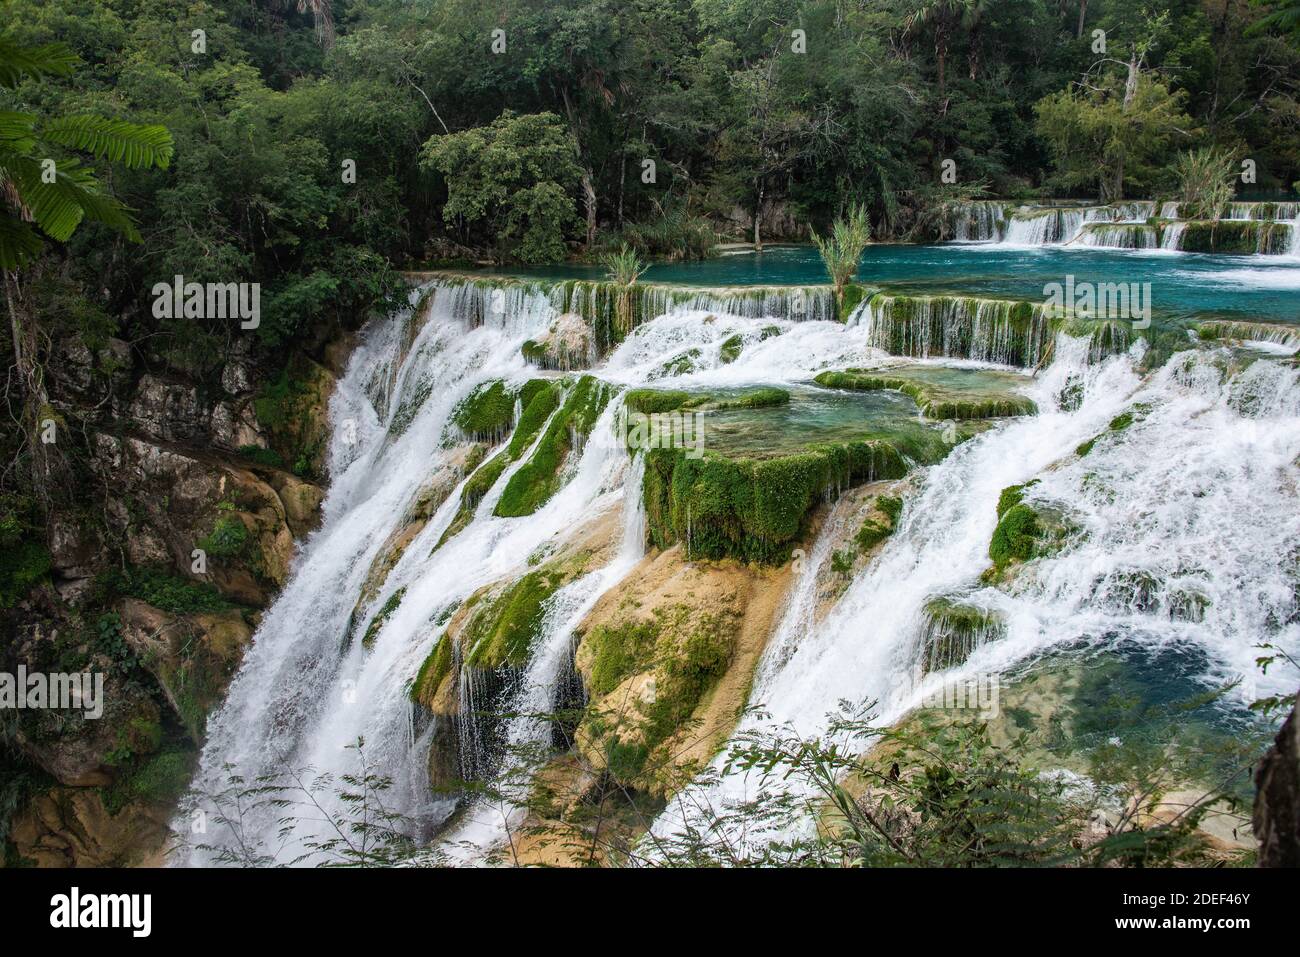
[182,281,625,863]
[179,261,1299,866]
[1077,223,1158,249]
[647,334,1300,854]
[948,201,1009,241]
[1160,221,1186,250]
[857,293,1052,367]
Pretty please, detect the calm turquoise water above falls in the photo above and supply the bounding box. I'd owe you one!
[499,244,1300,324]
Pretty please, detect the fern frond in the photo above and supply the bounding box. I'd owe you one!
[0,211,43,268]
[0,39,79,89]
[42,115,174,170]
[5,153,139,242]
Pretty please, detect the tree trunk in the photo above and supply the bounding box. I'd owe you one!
[1076,0,1088,39]
[580,168,597,248]
[754,179,764,251]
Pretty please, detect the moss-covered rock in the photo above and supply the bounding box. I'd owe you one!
[643,440,909,564]
[814,368,1036,420]
[624,388,708,415]
[361,586,406,649]
[920,597,1005,673]
[494,376,613,518]
[710,387,790,410]
[1174,219,1290,255]
[251,354,335,480]
[452,380,515,442]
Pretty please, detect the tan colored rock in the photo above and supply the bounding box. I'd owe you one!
[572,544,795,797]
[119,598,253,739]
[11,788,171,868]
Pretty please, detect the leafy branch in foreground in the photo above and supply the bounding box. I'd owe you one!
[182,738,424,867]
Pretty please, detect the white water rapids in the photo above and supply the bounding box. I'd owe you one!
[180,274,1300,866]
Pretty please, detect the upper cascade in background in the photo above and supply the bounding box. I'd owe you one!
[946,198,1300,254]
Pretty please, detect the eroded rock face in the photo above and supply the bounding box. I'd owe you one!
[118,599,253,739]
[572,545,794,797]
[89,433,303,607]
[11,787,172,867]
[14,669,161,787]
[128,374,209,444]
[1254,696,1300,867]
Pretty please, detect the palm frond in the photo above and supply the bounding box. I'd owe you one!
[0,211,42,268]
[43,115,174,170]
[4,152,139,242]
[0,39,79,89]
[0,111,38,152]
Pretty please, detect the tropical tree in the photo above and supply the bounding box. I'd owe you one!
[0,36,173,492]
[1173,146,1239,220]
[600,244,647,334]
[812,204,871,315]
[905,0,974,104]
[420,110,582,264]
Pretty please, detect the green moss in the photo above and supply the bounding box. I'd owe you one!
[101,747,195,815]
[995,480,1038,520]
[644,440,909,564]
[1109,411,1134,432]
[197,514,250,558]
[452,379,515,441]
[588,618,661,696]
[410,635,454,705]
[362,586,406,649]
[251,356,332,480]
[103,567,233,614]
[814,369,1036,420]
[1175,219,1283,255]
[624,388,708,414]
[711,387,790,410]
[495,375,612,517]
[1076,437,1096,457]
[462,569,568,670]
[839,282,868,322]
[719,334,743,364]
[236,445,285,469]
[856,494,904,551]
[583,603,735,785]
[655,348,702,377]
[989,504,1042,568]
[921,598,1005,674]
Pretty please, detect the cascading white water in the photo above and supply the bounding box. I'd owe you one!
[182,264,1299,867]
[181,280,631,863]
[646,334,1300,854]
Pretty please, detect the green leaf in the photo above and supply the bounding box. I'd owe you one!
[4,153,139,243]
[0,213,43,269]
[0,39,79,89]
[43,115,174,170]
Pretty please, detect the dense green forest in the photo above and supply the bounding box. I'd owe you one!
[1,0,1298,607]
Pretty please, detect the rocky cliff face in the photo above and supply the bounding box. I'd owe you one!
[2,324,344,867]
[1254,696,1300,867]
